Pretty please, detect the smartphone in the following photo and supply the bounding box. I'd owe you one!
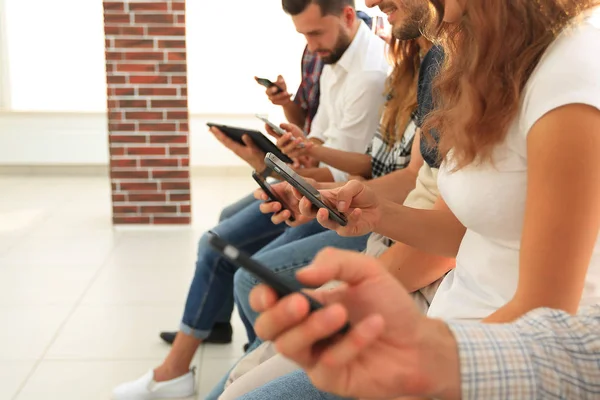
[255,77,283,94]
[208,233,350,335]
[252,170,295,222]
[264,153,348,226]
[372,16,385,36]
[255,115,286,138]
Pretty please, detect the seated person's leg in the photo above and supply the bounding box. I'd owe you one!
[234,227,370,347]
[236,369,352,400]
[113,200,287,399]
[219,193,259,222]
[219,353,303,400]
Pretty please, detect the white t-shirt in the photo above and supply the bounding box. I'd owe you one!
[309,22,390,182]
[427,9,600,320]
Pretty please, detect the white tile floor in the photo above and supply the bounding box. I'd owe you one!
[0,174,258,400]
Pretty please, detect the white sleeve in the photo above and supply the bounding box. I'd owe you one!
[307,70,328,142]
[308,105,328,143]
[323,71,387,182]
[521,21,600,136]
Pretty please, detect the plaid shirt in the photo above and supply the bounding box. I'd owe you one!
[293,47,324,134]
[448,305,600,399]
[367,112,417,179]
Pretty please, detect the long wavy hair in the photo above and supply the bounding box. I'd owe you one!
[380,38,422,144]
[423,0,600,169]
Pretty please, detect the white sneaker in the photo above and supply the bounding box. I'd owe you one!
[112,368,196,400]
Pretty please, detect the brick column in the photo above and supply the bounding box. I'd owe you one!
[103,0,191,225]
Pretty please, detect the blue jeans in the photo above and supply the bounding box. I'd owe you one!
[180,196,287,339]
[204,229,369,400]
[238,369,352,400]
[234,229,369,343]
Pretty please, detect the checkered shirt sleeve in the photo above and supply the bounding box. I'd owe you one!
[447,305,600,399]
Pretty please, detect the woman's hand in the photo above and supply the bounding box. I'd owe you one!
[298,180,383,237]
[276,123,314,159]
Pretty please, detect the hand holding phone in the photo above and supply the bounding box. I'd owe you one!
[255,115,287,138]
[264,153,348,226]
[252,171,295,222]
[208,234,350,336]
[299,179,384,237]
[257,75,292,107]
[255,76,284,94]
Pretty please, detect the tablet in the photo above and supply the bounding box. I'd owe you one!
[207,123,293,164]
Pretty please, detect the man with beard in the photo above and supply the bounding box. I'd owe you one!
[209,0,448,397]
[111,2,388,400]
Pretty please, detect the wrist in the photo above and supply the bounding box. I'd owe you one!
[254,161,268,176]
[280,97,294,108]
[418,319,462,400]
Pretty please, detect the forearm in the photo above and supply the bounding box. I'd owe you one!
[282,102,307,129]
[448,306,600,399]
[374,201,466,258]
[364,167,419,204]
[379,242,454,293]
[308,146,372,178]
[296,167,335,182]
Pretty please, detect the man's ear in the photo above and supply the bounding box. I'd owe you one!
[343,6,356,27]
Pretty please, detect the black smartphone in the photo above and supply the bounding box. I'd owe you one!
[264,153,348,226]
[255,76,283,94]
[252,171,295,222]
[208,233,350,335]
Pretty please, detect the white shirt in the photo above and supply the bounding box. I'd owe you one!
[428,8,600,320]
[309,22,389,182]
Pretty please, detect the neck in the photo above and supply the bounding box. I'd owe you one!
[416,36,433,53]
[348,19,361,42]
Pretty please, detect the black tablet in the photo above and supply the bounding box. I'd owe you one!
[207,123,293,164]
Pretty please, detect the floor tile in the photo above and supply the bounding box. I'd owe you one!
[0,234,117,268]
[0,264,98,306]
[45,305,183,360]
[197,357,240,399]
[0,361,36,400]
[14,359,194,400]
[81,264,193,306]
[0,305,71,360]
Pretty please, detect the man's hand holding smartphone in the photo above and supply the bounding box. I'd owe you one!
[259,75,293,106]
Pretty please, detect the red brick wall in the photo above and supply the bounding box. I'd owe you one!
[103,0,191,225]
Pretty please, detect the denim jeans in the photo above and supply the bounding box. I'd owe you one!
[238,369,352,400]
[204,228,369,400]
[180,196,287,339]
[234,229,369,343]
[210,193,260,323]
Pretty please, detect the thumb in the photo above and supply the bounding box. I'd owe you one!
[277,75,285,84]
[335,180,365,213]
[298,248,382,287]
[241,134,256,149]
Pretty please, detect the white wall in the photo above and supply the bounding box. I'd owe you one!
[0,0,382,166]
